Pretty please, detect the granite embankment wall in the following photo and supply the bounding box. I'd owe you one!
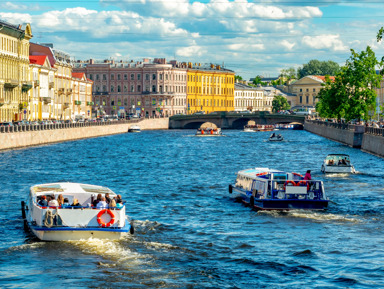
[0,118,169,151]
[304,120,384,158]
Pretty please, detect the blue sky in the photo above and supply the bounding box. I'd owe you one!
[2,0,384,80]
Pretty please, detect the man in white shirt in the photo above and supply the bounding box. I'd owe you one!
[96,197,108,209]
[48,195,59,207]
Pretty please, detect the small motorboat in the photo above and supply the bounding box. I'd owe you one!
[196,122,223,137]
[269,133,284,141]
[22,182,134,241]
[229,168,329,210]
[128,125,141,132]
[321,154,356,174]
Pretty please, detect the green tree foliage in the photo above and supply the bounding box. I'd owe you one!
[316,46,383,122]
[272,95,290,113]
[235,75,243,81]
[280,67,297,83]
[297,60,340,78]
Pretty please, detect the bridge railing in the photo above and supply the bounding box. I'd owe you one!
[365,126,384,136]
[306,119,355,130]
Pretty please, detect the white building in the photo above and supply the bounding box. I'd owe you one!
[234,82,264,112]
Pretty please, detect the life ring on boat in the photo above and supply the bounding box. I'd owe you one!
[256,172,268,176]
[97,209,115,227]
[284,180,296,190]
[229,184,233,194]
[297,180,310,191]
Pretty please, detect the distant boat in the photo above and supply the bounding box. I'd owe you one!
[269,133,284,141]
[128,125,141,133]
[196,122,223,137]
[321,154,356,174]
[22,182,134,241]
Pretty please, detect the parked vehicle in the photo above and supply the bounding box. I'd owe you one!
[0,122,13,127]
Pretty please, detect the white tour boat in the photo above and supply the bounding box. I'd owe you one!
[128,125,141,132]
[229,168,329,210]
[321,154,356,174]
[195,122,223,137]
[22,182,134,241]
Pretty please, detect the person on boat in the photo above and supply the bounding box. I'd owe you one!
[105,193,111,204]
[48,195,59,207]
[71,198,81,208]
[62,198,70,208]
[38,195,48,207]
[109,199,117,209]
[96,197,108,209]
[304,170,312,180]
[271,132,276,138]
[93,193,102,207]
[57,194,64,206]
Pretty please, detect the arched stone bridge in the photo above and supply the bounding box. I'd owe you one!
[169,112,305,129]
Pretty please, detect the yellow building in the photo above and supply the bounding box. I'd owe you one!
[0,21,33,122]
[187,63,235,114]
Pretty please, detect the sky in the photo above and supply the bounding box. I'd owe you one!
[2,0,384,80]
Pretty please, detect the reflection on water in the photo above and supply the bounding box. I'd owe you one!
[1,129,384,288]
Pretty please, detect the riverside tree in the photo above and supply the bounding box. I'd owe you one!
[316,46,383,122]
[272,95,290,113]
[297,60,340,79]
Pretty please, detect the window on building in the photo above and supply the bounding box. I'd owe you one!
[124,85,128,92]
[146,74,149,80]
[103,85,107,92]
[131,85,134,92]
[111,85,114,92]
[131,74,134,80]
[306,95,309,103]
[300,88,302,92]
[300,96,302,103]
[89,74,93,80]
[111,100,114,105]
[152,85,156,92]
[160,74,163,80]
[117,85,121,92]
[117,74,121,80]
[138,85,141,92]
[138,74,141,80]
[111,74,114,80]
[103,74,107,80]
[313,88,316,92]
[153,74,156,80]
[124,74,128,80]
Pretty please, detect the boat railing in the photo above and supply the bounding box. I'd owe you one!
[271,180,325,200]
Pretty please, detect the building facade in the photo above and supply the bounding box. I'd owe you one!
[72,73,93,119]
[234,82,264,112]
[289,75,334,108]
[73,58,187,118]
[187,63,235,114]
[0,21,33,122]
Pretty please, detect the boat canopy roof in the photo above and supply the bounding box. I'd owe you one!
[30,182,116,197]
[200,122,218,129]
[238,168,284,178]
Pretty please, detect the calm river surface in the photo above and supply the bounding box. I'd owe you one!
[1,129,384,288]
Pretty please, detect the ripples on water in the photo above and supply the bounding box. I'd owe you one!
[1,130,384,288]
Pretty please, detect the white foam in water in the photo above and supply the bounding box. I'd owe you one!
[145,241,180,251]
[68,237,145,267]
[259,210,361,223]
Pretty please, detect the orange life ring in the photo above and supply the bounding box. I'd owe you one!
[297,180,310,191]
[256,172,268,176]
[97,209,115,227]
[284,180,296,190]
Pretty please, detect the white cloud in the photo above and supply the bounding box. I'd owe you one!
[281,40,295,50]
[302,35,348,51]
[176,45,205,57]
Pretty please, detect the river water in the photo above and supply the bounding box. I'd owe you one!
[1,129,384,288]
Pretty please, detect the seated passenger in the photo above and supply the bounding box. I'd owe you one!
[48,195,59,207]
[57,194,64,206]
[62,198,70,208]
[38,195,48,207]
[109,199,117,209]
[93,193,102,207]
[96,197,108,209]
[115,194,124,204]
[105,193,111,204]
[71,198,81,207]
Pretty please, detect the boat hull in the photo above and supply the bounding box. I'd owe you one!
[28,223,132,241]
[321,164,355,174]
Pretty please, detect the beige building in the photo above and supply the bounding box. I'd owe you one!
[234,82,264,112]
[72,73,93,119]
[0,21,33,122]
[289,75,335,108]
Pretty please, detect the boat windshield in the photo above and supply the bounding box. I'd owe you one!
[325,155,350,165]
[273,173,287,181]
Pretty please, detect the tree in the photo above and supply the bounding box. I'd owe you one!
[235,75,243,82]
[297,60,340,78]
[316,46,383,122]
[252,76,262,85]
[280,67,297,83]
[272,95,290,113]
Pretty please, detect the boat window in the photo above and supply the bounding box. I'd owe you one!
[80,185,111,194]
[273,174,286,181]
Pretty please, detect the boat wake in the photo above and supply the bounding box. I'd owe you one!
[68,237,145,267]
[259,210,361,223]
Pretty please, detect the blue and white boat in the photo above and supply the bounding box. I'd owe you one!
[22,182,134,241]
[229,168,329,210]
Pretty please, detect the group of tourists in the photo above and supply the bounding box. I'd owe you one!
[37,193,124,209]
